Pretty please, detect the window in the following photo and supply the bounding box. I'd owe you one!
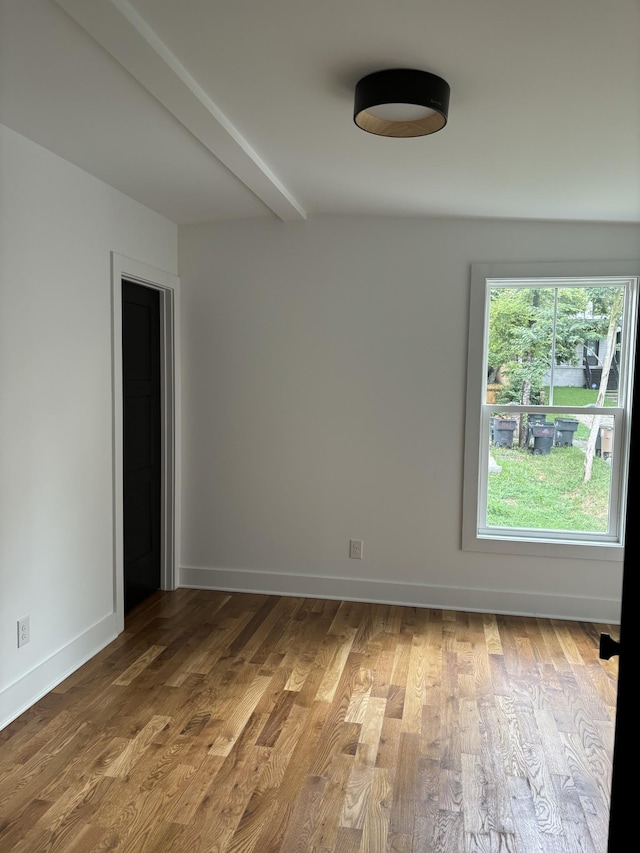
[463,262,639,560]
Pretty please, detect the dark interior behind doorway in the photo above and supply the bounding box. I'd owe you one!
[122,280,161,614]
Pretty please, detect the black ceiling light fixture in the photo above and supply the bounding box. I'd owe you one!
[354,68,450,138]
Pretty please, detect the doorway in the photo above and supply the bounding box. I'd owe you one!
[122,280,161,613]
[111,252,180,632]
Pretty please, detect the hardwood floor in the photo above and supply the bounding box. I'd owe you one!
[0,589,618,852]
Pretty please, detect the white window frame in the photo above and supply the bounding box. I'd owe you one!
[462,261,639,561]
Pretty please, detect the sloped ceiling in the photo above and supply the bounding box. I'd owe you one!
[1,0,639,226]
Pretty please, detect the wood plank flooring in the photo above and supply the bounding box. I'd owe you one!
[0,590,619,852]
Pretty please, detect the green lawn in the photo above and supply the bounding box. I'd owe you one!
[487,444,611,532]
[545,386,615,406]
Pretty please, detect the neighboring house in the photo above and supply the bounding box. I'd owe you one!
[542,334,620,390]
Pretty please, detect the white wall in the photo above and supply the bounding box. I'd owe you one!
[178,215,639,623]
[0,124,177,727]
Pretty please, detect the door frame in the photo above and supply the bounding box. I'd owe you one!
[111,252,181,633]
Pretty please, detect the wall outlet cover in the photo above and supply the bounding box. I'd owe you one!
[349,539,363,559]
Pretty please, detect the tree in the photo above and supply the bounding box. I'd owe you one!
[583,287,624,483]
[489,287,599,400]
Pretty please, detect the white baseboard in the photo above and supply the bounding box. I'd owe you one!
[179,566,621,624]
[0,612,119,731]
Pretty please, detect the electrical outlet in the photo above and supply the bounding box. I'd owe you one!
[349,539,363,559]
[17,616,30,647]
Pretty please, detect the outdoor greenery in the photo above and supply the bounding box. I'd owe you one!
[546,386,598,406]
[488,285,623,407]
[487,443,611,532]
[541,387,614,440]
[483,283,624,531]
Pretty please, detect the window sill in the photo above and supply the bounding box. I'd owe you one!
[462,532,624,561]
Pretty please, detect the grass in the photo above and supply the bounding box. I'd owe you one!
[545,386,616,406]
[487,443,611,532]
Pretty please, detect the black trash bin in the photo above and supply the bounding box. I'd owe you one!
[493,418,517,447]
[531,424,555,455]
[526,413,547,447]
[554,418,579,446]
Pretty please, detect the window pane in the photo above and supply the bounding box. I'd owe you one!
[486,288,552,406]
[487,284,626,408]
[486,411,614,533]
[574,285,625,407]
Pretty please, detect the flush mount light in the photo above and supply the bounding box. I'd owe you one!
[354,68,450,138]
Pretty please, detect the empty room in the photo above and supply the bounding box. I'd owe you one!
[1,1,637,851]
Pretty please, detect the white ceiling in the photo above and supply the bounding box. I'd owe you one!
[2,0,640,226]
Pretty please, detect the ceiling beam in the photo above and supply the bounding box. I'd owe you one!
[54,0,306,221]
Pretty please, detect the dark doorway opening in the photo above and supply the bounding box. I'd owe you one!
[122,280,161,614]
